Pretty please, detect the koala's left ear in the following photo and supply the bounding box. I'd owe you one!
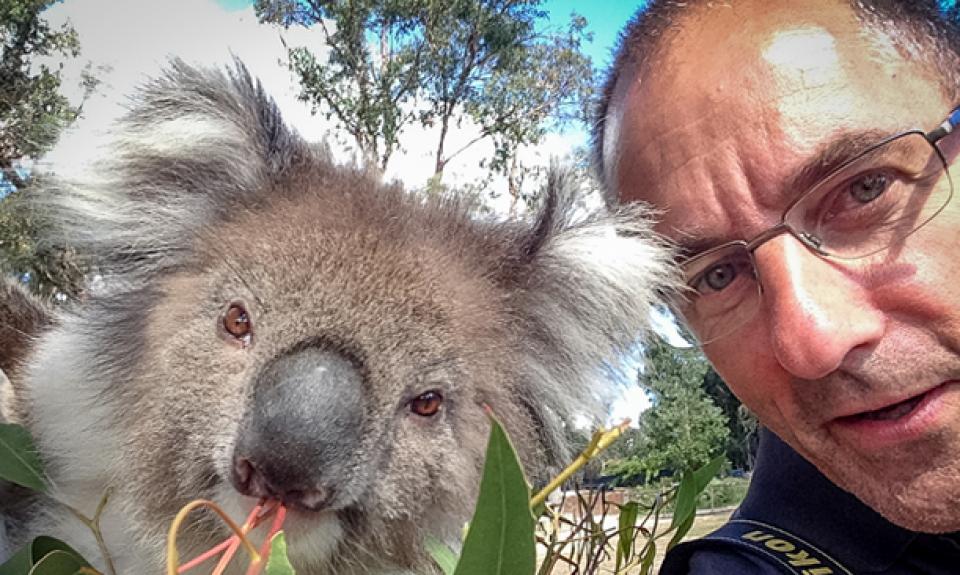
[508,168,679,447]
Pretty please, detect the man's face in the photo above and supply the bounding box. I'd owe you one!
[610,0,960,532]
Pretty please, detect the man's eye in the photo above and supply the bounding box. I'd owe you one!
[820,169,897,225]
[848,172,889,204]
[695,262,738,293]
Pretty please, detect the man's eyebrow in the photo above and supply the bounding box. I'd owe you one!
[783,129,890,204]
[674,129,893,261]
[673,230,733,262]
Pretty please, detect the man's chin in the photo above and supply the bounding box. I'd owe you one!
[783,427,960,533]
[856,473,960,534]
[821,456,960,533]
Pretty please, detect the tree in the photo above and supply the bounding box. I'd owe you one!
[255,0,593,189]
[702,367,759,470]
[606,341,729,484]
[0,190,84,298]
[0,0,93,298]
[0,0,91,189]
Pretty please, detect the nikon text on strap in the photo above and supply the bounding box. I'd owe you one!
[661,518,853,574]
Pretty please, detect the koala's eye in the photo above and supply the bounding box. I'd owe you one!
[221,302,253,346]
[410,391,443,417]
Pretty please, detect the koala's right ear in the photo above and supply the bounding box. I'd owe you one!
[506,169,679,459]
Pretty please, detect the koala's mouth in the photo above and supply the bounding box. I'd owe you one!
[169,498,287,573]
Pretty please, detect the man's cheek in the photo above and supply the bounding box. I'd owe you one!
[705,342,784,412]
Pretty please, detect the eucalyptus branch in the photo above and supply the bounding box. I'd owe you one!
[60,487,117,575]
[530,419,631,510]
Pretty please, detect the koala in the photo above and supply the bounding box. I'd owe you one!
[0,279,51,377]
[0,279,51,422]
[0,61,675,574]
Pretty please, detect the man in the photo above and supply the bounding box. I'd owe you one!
[594,0,960,572]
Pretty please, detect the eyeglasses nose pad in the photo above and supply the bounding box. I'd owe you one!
[796,231,827,254]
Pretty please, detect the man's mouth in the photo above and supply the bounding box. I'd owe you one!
[853,393,926,421]
[829,381,959,451]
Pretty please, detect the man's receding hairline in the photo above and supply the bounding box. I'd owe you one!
[593,0,960,203]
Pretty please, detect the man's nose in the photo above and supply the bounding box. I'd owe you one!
[753,236,884,380]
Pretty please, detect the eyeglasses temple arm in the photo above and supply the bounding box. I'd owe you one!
[926,107,960,144]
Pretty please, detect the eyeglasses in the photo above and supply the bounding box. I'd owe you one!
[677,107,960,345]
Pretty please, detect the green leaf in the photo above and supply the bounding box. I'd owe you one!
[27,550,86,575]
[638,540,657,575]
[264,531,296,575]
[669,471,697,532]
[692,455,725,493]
[666,510,696,552]
[0,423,46,492]
[0,537,92,575]
[424,536,458,575]
[453,417,535,575]
[615,501,639,571]
[669,456,724,530]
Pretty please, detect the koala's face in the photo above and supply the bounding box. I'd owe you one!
[118,185,529,564]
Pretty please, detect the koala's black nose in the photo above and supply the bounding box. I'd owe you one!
[231,456,333,511]
[231,346,365,511]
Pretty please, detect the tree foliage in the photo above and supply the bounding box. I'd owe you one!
[0,187,84,298]
[0,0,89,188]
[606,341,730,484]
[702,367,759,470]
[0,0,92,298]
[255,0,593,189]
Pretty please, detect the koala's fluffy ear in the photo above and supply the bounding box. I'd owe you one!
[0,279,51,376]
[510,169,678,455]
[39,59,312,280]
[0,278,51,422]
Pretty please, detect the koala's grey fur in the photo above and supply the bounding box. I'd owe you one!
[0,60,675,574]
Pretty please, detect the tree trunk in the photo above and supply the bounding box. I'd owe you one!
[433,113,450,180]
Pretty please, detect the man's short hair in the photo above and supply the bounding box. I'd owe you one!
[591,0,960,201]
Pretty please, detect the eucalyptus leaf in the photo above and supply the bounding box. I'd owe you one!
[669,471,697,532]
[424,536,458,575]
[692,455,725,493]
[614,501,639,571]
[264,532,295,575]
[638,540,657,575]
[0,537,91,575]
[0,423,46,492]
[666,510,696,552]
[453,417,535,575]
[27,550,87,575]
[669,455,724,533]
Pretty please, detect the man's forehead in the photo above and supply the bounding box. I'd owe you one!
[606,0,948,252]
[605,2,865,174]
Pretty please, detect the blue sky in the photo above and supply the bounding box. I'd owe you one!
[540,1,640,70]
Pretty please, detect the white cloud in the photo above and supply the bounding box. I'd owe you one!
[607,383,651,428]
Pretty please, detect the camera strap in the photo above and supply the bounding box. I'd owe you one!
[661,518,853,574]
